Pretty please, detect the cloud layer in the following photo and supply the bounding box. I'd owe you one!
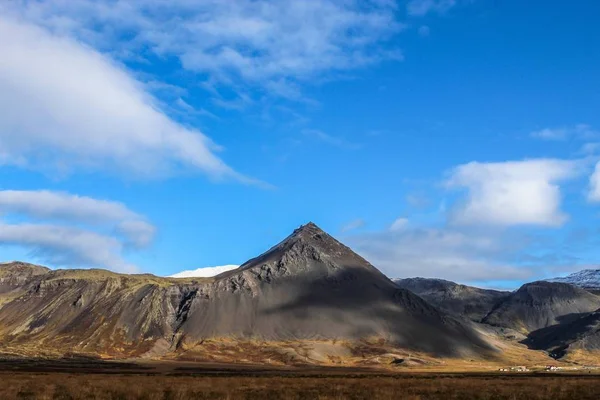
[3,1,403,99]
[350,226,532,284]
[0,190,154,271]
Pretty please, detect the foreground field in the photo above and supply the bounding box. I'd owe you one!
[2,365,600,400]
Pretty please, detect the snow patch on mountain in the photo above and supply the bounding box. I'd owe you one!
[169,265,239,278]
[548,269,600,289]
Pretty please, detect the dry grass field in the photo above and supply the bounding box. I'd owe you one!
[3,370,600,400]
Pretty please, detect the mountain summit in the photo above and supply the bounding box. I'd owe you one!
[223,221,384,279]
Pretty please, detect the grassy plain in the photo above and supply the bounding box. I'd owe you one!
[2,360,600,400]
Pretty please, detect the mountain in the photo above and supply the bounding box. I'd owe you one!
[526,309,600,358]
[481,281,600,334]
[0,223,492,360]
[0,261,49,294]
[548,269,600,291]
[169,265,239,278]
[394,278,509,322]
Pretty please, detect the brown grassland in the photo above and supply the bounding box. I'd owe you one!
[2,369,600,400]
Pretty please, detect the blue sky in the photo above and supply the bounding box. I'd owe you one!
[0,0,599,289]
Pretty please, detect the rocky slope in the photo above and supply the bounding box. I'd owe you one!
[394,278,509,322]
[525,309,600,358]
[482,281,600,334]
[0,223,492,359]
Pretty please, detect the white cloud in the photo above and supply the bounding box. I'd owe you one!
[170,265,239,278]
[0,15,253,181]
[390,217,409,231]
[447,159,580,227]
[0,190,155,271]
[531,124,598,141]
[407,0,457,17]
[0,190,155,247]
[0,222,136,272]
[2,1,404,98]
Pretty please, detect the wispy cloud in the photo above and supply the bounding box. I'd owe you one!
[530,124,598,141]
[303,129,361,150]
[340,219,366,233]
[389,217,409,231]
[2,1,404,100]
[407,0,457,17]
[0,190,155,271]
[0,222,137,273]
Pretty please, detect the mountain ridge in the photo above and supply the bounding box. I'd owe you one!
[481,281,600,334]
[394,277,509,322]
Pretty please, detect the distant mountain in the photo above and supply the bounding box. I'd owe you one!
[0,223,492,359]
[169,265,239,278]
[547,269,600,290]
[393,278,509,322]
[482,281,600,334]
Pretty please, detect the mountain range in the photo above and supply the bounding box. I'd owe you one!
[1,222,600,366]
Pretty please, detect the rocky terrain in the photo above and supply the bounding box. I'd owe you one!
[0,223,492,361]
[482,281,600,334]
[526,309,600,358]
[394,278,509,322]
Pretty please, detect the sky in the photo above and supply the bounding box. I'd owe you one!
[0,0,599,289]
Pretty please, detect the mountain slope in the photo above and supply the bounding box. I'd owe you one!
[394,278,509,322]
[0,223,492,359]
[548,269,600,291]
[525,309,600,358]
[482,281,600,334]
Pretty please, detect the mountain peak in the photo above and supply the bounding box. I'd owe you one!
[228,221,379,278]
[290,221,325,237]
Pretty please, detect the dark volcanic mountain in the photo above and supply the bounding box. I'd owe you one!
[393,278,509,322]
[526,309,600,358]
[482,281,600,334]
[0,223,491,359]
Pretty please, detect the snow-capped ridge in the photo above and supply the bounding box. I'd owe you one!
[547,268,600,289]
